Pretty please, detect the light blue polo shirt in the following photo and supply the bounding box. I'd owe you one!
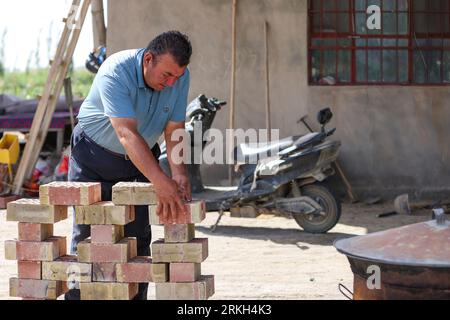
[77,48,190,154]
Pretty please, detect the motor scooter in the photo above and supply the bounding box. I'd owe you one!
[160,94,342,233]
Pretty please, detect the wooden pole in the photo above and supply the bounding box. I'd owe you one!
[264,21,271,140]
[334,161,358,203]
[91,0,106,48]
[64,77,76,131]
[13,0,91,194]
[228,0,237,186]
[13,0,81,194]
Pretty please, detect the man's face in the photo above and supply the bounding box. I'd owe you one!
[143,52,186,91]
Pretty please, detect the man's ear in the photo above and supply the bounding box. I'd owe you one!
[144,52,154,66]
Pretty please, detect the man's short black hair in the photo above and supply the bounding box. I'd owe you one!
[145,31,192,67]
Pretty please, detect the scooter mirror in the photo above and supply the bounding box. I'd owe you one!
[317,108,333,126]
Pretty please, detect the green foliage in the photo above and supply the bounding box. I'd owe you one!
[0,68,94,99]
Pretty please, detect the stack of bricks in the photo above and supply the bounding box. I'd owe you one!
[147,193,215,300]
[4,182,101,300]
[78,182,169,300]
[4,181,214,300]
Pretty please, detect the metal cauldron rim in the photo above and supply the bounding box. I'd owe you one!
[334,233,450,269]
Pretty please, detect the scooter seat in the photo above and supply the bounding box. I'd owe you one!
[234,136,301,163]
[278,132,323,156]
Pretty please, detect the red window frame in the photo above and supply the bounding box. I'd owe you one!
[308,0,450,85]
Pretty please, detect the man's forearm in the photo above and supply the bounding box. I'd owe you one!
[166,138,191,201]
[171,163,187,177]
[165,121,189,177]
[166,139,188,177]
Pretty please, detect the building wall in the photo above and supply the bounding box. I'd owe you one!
[107,0,450,200]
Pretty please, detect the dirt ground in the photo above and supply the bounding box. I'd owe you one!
[0,203,431,300]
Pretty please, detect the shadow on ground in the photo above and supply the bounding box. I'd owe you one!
[195,224,354,249]
[197,202,433,248]
[337,203,432,234]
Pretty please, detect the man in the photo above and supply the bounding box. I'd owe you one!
[66,31,193,300]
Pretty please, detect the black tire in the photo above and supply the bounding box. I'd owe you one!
[293,183,341,233]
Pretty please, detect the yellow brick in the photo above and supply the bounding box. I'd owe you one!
[112,182,157,205]
[149,201,206,225]
[76,241,91,263]
[42,256,92,282]
[155,275,215,300]
[151,238,208,263]
[39,185,50,205]
[75,202,135,225]
[152,263,170,283]
[4,240,16,260]
[9,278,18,297]
[80,282,138,300]
[7,199,67,223]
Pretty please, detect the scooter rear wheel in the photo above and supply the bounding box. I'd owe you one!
[294,183,341,233]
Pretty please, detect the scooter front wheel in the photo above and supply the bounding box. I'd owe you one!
[294,183,341,234]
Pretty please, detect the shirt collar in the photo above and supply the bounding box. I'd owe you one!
[136,48,151,90]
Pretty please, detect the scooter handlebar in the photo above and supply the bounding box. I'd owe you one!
[208,98,227,108]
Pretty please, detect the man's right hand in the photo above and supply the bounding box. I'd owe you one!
[153,174,187,223]
[109,118,188,223]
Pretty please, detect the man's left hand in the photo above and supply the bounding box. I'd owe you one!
[172,174,192,202]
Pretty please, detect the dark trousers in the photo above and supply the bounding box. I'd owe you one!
[65,124,160,300]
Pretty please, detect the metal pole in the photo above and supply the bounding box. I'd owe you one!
[229,0,237,186]
[264,21,271,140]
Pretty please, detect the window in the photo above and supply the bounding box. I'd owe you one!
[309,0,450,85]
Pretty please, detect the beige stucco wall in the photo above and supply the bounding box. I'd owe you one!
[107,0,450,200]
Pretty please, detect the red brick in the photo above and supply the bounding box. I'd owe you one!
[49,186,80,205]
[0,195,21,209]
[149,200,206,225]
[164,224,195,243]
[9,278,68,300]
[40,182,101,205]
[116,257,168,283]
[15,237,66,261]
[77,238,137,263]
[18,223,53,241]
[91,225,124,244]
[92,263,117,282]
[170,263,201,283]
[17,261,42,279]
[155,275,215,300]
[57,237,67,256]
